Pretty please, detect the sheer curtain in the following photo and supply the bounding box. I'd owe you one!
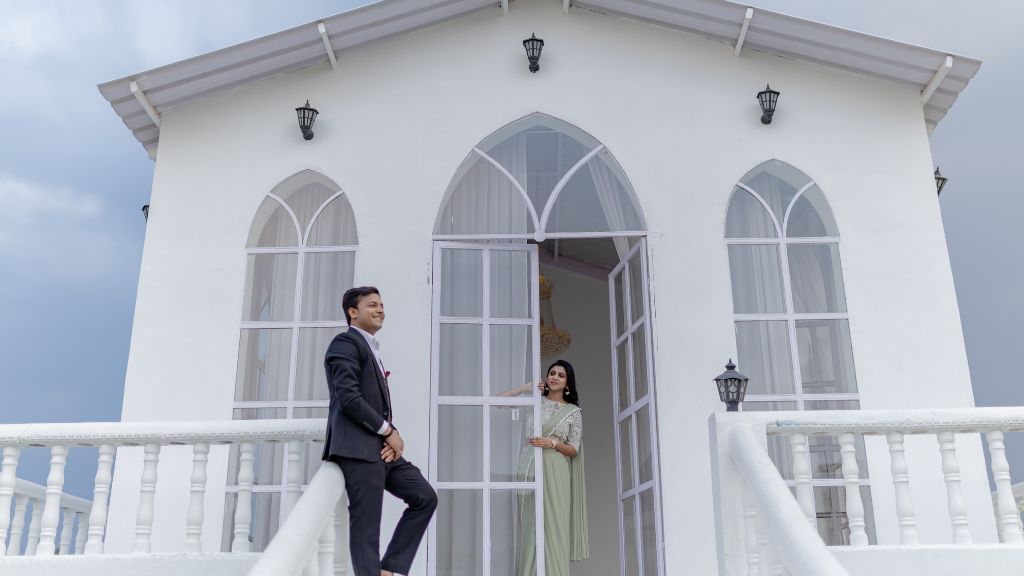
[589,153,630,260]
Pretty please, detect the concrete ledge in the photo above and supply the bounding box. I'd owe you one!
[0,553,260,576]
[832,544,1024,576]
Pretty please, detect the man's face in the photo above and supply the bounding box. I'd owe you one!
[349,293,385,334]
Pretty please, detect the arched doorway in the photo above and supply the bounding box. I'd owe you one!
[429,114,664,576]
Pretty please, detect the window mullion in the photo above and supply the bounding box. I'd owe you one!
[779,238,804,407]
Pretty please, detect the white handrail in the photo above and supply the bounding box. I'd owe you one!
[0,419,325,447]
[728,424,850,576]
[728,407,1024,435]
[14,478,91,514]
[247,461,344,576]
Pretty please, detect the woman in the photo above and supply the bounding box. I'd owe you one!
[502,360,589,576]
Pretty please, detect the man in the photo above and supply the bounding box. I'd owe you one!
[323,286,437,576]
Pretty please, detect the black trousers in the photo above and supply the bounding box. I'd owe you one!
[332,456,437,576]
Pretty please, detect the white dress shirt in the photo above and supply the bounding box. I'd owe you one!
[350,325,391,435]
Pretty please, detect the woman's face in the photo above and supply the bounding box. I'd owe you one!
[546,365,568,394]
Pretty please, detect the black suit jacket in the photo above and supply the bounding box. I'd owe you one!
[322,327,392,463]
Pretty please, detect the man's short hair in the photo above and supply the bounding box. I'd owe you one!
[342,286,380,326]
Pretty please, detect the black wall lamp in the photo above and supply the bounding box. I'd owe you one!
[934,166,948,195]
[523,33,544,73]
[295,100,319,140]
[714,359,749,412]
[141,204,150,221]
[757,84,780,125]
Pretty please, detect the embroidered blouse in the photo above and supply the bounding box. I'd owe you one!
[543,398,583,450]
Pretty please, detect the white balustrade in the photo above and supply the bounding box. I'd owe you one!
[333,495,347,576]
[184,442,210,553]
[7,495,28,555]
[0,446,19,557]
[713,407,1024,575]
[317,509,336,576]
[85,443,114,554]
[36,445,68,555]
[986,431,1023,544]
[789,433,815,529]
[937,432,972,544]
[885,432,918,544]
[232,441,256,553]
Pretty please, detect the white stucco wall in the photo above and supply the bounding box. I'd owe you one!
[107,1,988,573]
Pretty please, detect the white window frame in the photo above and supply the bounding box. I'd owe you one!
[229,186,357,545]
[726,167,871,544]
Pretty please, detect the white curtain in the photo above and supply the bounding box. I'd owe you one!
[589,154,630,260]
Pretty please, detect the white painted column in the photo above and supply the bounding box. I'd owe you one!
[789,433,816,529]
[7,495,28,555]
[284,440,304,518]
[937,432,972,544]
[25,499,43,555]
[886,432,918,545]
[59,509,74,554]
[232,442,256,552]
[743,483,759,576]
[986,431,1023,544]
[134,443,161,553]
[74,512,87,554]
[85,443,115,554]
[0,446,19,557]
[838,433,868,546]
[185,442,210,553]
[36,445,68,555]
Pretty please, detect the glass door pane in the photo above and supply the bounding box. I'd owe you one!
[608,239,663,576]
[432,242,542,576]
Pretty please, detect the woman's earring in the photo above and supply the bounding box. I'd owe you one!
[563,389,569,397]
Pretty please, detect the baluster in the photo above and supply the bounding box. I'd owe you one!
[284,440,304,518]
[184,442,210,553]
[36,445,68,555]
[937,432,971,543]
[7,495,28,555]
[231,442,255,552]
[334,493,347,576]
[0,446,19,557]
[838,433,868,546]
[886,432,918,544]
[987,431,1023,543]
[74,512,87,554]
[134,443,161,553]
[59,509,73,554]
[85,444,115,554]
[742,483,759,576]
[25,499,43,555]
[318,508,336,576]
[789,433,816,529]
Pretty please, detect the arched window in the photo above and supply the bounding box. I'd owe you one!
[227,170,357,550]
[725,160,874,545]
[434,113,645,245]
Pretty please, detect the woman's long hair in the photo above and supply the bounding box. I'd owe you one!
[543,359,580,406]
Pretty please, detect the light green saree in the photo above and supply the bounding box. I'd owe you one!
[517,401,589,576]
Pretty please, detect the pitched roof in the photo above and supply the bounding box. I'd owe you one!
[98,0,981,158]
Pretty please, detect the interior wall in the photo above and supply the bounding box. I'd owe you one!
[538,261,620,575]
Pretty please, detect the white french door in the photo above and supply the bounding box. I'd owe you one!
[608,239,664,576]
[429,242,544,576]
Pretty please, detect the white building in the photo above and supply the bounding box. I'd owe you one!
[5,1,1024,576]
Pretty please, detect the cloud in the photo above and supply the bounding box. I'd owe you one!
[0,175,100,243]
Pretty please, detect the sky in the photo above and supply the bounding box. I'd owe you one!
[1,0,1022,498]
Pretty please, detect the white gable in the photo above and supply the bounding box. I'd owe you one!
[98,0,980,158]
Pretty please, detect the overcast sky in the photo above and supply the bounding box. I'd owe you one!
[1,0,1022,497]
